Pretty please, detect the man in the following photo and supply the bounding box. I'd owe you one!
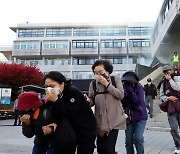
[160,65,180,154]
[172,52,179,70]
[144,78,157,118]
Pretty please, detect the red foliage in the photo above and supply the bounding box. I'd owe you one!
[0,63,44,89]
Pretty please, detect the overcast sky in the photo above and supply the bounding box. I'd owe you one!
[0,0,164,59]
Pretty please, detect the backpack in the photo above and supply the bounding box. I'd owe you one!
[92,76,116,99]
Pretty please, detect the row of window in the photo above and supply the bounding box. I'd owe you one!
[162,0,174,22]
[18,27,153,38]
[14,39,150,50]
[18,56,138,66]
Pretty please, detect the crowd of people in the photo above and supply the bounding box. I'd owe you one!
[13,59,180,154]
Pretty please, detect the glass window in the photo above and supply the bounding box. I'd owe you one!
[72,40,97,48]
[43,40,69,49]
[73,28,99,36]
[100,39,126,48]
[100,27,126,36]
[18,29,44,37]
[46,29,72,37]
[128,27,153,36]
[129,39,150,47]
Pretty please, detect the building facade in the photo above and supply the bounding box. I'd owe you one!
[6,22,153,79]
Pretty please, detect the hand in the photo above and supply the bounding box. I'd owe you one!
[20,114,30,123]
[96,75,109,87]
[42,123,57,135]
[84,94,90,103]
[168,96,178,102]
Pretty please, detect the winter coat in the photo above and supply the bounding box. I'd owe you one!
[88,75,126,137]
[51,85,96,144]
[122,83,148,123]
[21,102,58,146]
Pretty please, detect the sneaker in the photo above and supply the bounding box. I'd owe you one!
[174,149,180,154]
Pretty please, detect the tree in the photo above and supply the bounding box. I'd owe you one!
[0,63,44,100]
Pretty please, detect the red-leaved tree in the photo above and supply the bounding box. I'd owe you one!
[0,63,44,100]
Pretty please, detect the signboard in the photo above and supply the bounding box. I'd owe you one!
[0,88,12,104]
[2,88,11,97]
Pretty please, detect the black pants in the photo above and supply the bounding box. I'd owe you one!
[97,129,119,154]
[59,141,95,154]
[13,109,21,125]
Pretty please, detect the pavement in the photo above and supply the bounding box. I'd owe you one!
[0,118,177,154]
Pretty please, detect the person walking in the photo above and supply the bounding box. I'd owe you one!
[121,71,148,154]
[84,60,126,154]
[159,65,180,154]
[13,98,21,126]
[144,78,157,118]
[43,71,96,154]
[18,91,59,154]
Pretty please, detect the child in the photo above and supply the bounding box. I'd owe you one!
[17,91,59,154]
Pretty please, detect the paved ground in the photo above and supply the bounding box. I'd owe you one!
[0,119,177,154]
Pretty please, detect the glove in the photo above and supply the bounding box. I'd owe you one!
[123,84,133,94]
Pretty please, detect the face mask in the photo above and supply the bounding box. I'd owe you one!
[53,88,60,95]
[46,87,60,95]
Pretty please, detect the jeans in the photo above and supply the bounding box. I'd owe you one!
[168,112,180,150]
[32,144,59,154]
[125,120,146,154]
[145,96,153,116]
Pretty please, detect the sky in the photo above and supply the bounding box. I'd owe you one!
[0,0,164,59]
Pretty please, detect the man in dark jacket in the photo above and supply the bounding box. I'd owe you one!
[160,65,180,154]
[144,78,157,118]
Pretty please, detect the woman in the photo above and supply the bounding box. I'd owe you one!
[121,71,148,154]
[43,71,96,154]
[17,91,59,154]
[85,60,126,154]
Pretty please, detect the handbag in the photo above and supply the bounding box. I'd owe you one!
[159,101,168,112]
[57,118,76,149]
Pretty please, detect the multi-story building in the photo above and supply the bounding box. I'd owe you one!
[1,22,153,79]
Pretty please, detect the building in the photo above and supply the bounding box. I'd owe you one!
[151,0,180,63]
[1,22,153,79]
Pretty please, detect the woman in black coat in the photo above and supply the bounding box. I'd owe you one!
[43,71,96,154]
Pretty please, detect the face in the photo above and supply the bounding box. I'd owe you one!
[94,65,109,77]
[164,70,172,75]
[44,78,64,94]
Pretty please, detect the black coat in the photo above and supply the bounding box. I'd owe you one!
[51,85,96,144]
[21,102,58,146]
[144,83,157,99]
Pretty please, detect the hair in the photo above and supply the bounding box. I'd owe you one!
[122,71,139,82]
[147,78,151,82]
[43,71,71,85]
[92,60,113,74]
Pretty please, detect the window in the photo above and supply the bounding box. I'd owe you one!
[129,39,150,47]
[73,28,99,36]
[14,41,40,50]
[128,27,153,36]
[43,40,69,49]
[102,57,127,64]
[18,29,44,37]
[46,29,72,37]
[101,39,126,48]
[73,57,98,65]
[100,27,126,36]
[72,40,97,48]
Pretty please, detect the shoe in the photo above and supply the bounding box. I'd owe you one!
[13,124,17,126]
[174,149,180,154]
[150,115,153,118]
[18,123,21,126]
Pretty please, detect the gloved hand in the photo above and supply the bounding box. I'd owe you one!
[123,84,134,94]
